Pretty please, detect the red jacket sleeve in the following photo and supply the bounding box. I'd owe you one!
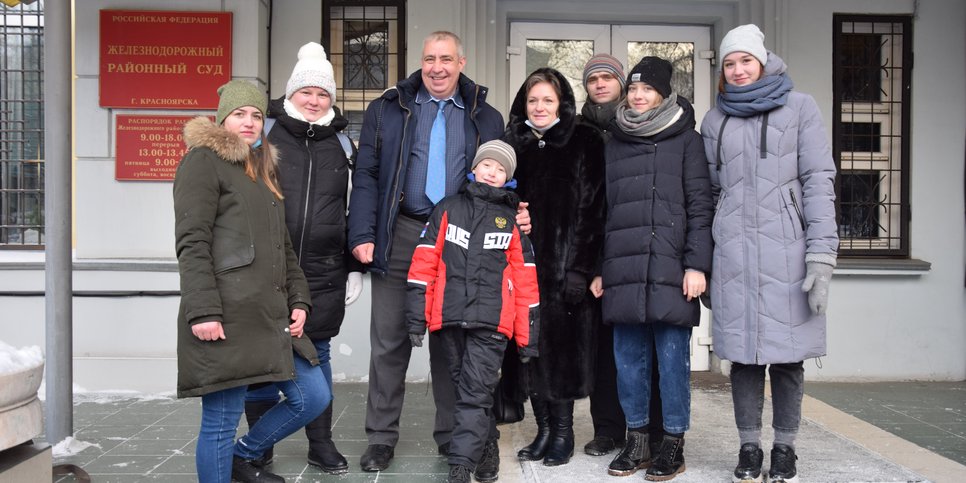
[508,226,540,357]
[406,210,448,335]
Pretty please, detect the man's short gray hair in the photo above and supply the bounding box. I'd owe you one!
[423,31,464,58]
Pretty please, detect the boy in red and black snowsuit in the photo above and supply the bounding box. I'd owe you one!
[407,140,539,483]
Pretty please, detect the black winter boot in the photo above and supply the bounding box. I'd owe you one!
[733,443,764,483]
[608,430,651,476]
[584,436,621,456]
[231,455,284,482]
[243,400,276,468]
[447,464,472,483]
[474,438,500,482]
[767,444,799,483]
[542,401,575,466]
[645,434,685,481]
[306,403,349,474]
[517,399,551,461]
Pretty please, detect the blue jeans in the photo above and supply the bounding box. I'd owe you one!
[197,351,329,483]
[247,338,334,401]
[613,323,692,434]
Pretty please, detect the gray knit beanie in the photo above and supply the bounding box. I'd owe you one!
[286,42,337,101]
[582,53,626,91]
[472,140,517,180]
[718,24,768,67]
[216,80,267,125]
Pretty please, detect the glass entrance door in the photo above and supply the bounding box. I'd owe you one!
[509,23,712,123]
[508,22,714,370]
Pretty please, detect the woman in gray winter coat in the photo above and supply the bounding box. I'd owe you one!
[700,24,838,483]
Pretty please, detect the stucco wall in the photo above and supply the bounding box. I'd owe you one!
[778,0,966,380]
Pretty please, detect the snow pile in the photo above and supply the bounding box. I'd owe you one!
[0,340,43,375]
[37,382,88,401]
[51,436,101,458]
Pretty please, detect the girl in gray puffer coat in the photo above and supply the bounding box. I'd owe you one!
[700,24,837,483]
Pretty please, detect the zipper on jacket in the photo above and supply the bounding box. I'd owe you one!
[385,98,412,266]
[298,137,314,261]
[470,85,482,157]
[788,188,806,231]
[716,115,731,171]
[759,112,769,159]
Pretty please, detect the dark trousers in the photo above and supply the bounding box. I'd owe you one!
[589,322,626,440]
[438,327,507,469]
[730,361,805,435]
[364,214,456,447]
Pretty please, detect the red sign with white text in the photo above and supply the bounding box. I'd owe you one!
[115,115,206,181]
[100,10,231,109]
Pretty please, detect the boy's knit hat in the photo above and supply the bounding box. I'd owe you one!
[472,140,517,180]
[216,80,267,125]
[718,24,768,67]
[626,56,673,98]
[582,53,626,91]
[286,42,337,101]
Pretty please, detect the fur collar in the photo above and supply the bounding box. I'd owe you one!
[506,67,577,150]
[183,116,277,165]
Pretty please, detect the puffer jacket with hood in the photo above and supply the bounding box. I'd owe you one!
[700,52,838,365]
[174,116,317,398]
[505,67,606,401]
[603,96,713,328]
[268,99,361,341]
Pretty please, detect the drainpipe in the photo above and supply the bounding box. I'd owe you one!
[43,0,73,444]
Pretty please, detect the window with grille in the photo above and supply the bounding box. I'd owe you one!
[0,1,44,249]
[323,1,406,142]
[832,15,912,257]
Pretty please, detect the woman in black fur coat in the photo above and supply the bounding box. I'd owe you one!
[505,67,606,466]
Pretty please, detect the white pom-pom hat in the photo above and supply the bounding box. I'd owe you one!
[286,42,337,101]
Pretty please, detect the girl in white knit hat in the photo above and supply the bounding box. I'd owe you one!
[243,41,363,476]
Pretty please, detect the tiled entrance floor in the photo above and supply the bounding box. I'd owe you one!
[806,380,966,466]
[39,375,965,482]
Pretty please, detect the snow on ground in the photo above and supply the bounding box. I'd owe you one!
[37,380,176,403]
[51,436,101,458]
[0,339,43,374]
[70,391,175,404]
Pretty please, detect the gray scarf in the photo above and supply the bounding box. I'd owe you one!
[615,93,682,138]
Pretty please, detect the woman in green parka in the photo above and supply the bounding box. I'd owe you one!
[174,80,329,483]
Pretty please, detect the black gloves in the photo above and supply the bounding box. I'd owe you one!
[409,333,424,347]
[564,271,587,304]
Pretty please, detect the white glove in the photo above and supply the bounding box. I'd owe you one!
[345,271,363,306]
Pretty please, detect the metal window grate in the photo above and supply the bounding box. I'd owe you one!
[832,15,912,257]
[323,1,406,142]
[1,0,45,249]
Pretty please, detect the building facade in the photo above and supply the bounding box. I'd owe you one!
[1,0,963,392]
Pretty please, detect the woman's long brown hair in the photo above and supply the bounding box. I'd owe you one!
[244,135,284,200]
